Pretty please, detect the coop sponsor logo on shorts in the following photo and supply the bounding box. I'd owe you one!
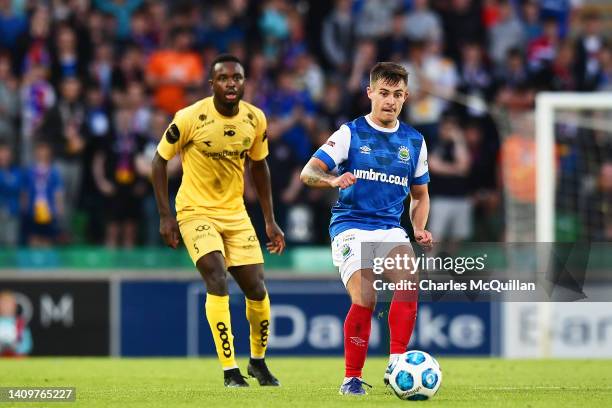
[353,168,409,187]
[216,322,232,357]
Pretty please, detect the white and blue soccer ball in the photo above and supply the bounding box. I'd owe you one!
[387,350,442,401]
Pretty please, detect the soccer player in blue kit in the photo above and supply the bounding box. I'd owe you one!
[300,62,433,395]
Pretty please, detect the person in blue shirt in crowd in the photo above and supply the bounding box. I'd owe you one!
[22,140,64,247]
[0,140,21,247]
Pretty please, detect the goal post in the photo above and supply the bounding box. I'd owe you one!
[535,92,612,243]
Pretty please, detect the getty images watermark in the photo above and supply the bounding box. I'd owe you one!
[370,252,536,294]
[359,242,608,302]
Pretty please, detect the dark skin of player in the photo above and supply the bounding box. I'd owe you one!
[151,61,285,300]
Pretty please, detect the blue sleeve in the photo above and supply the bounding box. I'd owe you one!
[313,149,337,171]
[412,173,429,185]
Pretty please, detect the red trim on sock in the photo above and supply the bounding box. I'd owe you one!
[344,304,373,378]
[388,291,418,354]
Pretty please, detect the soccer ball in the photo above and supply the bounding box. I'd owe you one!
[387,350,442,401]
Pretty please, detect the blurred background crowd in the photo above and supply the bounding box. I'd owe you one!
[0,0,610,248]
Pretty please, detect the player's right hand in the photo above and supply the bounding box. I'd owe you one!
[160,215,180,249]
[331,172,356,190]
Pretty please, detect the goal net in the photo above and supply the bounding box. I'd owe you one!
[499,92,612,243]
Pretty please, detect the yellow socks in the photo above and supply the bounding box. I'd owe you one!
[245,293,271,359]
[205,294,237,369]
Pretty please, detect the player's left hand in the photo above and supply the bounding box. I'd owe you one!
[414,229,433,249]
[265,221,286,255]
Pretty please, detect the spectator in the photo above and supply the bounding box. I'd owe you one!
[317,81,350,134]
[596,46,612,91]
[527,17,559,72]
[0,140,21,247]
[355,0,401,39]
[481,0,500,29]
[38,76,85,235]
[404,0,442,43]
[22,140,64,247]
[88,42,115,98]
[438,0,485,64]
[458,42,492,118]
[197,5,244,54]
[92,109,147,248]
[264,70,316,164]
[20,63,55,165]
[14,5,52,76]
[146,27,203,114]
[94,0,143,40]
[402,40,458,148]
[259,0,290,61]
[135,109,180,246]
[347,39,378,115]
[521,0,543,42]
[546,40,576,91]
[128,9,158,56]
[0,0,28,53]
[50,24,86,86]
[574,11,607,91]
[495,48,529,90]
[539,0,583,39]
[465,120,500,241]
[0,291,32,357]
[81,82,112,243]
[428,116,472,244]
[321,0,354,74]
[124,81,151,135]
[488,0,525,69]
[0,53,19,151]
[294,52,325,103]
[111,44,145,103]
[244,52,274,108]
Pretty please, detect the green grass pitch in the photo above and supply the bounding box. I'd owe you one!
[1,358,611,407]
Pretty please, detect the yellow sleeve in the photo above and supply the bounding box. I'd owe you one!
[247,109,269,161]
[156,110,191,161]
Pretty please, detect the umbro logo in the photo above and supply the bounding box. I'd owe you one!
[360,145,371,154]
[195,225,210,232]
[349,336,367,347]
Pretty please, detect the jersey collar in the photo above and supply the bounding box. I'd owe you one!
[365,114,399,133]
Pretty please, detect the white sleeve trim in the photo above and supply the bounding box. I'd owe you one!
[318,124,351,167]
[415,140,428,177]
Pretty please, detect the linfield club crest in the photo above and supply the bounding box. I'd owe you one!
[398,146,410,163]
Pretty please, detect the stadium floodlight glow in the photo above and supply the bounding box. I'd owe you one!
[535,92,612,243]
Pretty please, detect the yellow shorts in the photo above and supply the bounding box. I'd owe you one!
[179,212,264,268]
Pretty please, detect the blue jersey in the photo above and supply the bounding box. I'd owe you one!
[313,115,429,240]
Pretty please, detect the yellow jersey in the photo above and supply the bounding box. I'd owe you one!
[157,97,268,220]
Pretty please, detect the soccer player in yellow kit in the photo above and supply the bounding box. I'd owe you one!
[152,54,285,387]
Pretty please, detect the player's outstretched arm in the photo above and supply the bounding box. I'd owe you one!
[300,158,356,189]
[249,158,286,255]
[151,152,180,249]
[409,184,433,248]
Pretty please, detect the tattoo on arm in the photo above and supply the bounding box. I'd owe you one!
[302,163,334,187]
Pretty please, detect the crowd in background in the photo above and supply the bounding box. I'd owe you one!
[0,0,610,248]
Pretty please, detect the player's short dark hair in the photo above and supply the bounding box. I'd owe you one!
[369,62,408,87]
[209,54,243,79]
